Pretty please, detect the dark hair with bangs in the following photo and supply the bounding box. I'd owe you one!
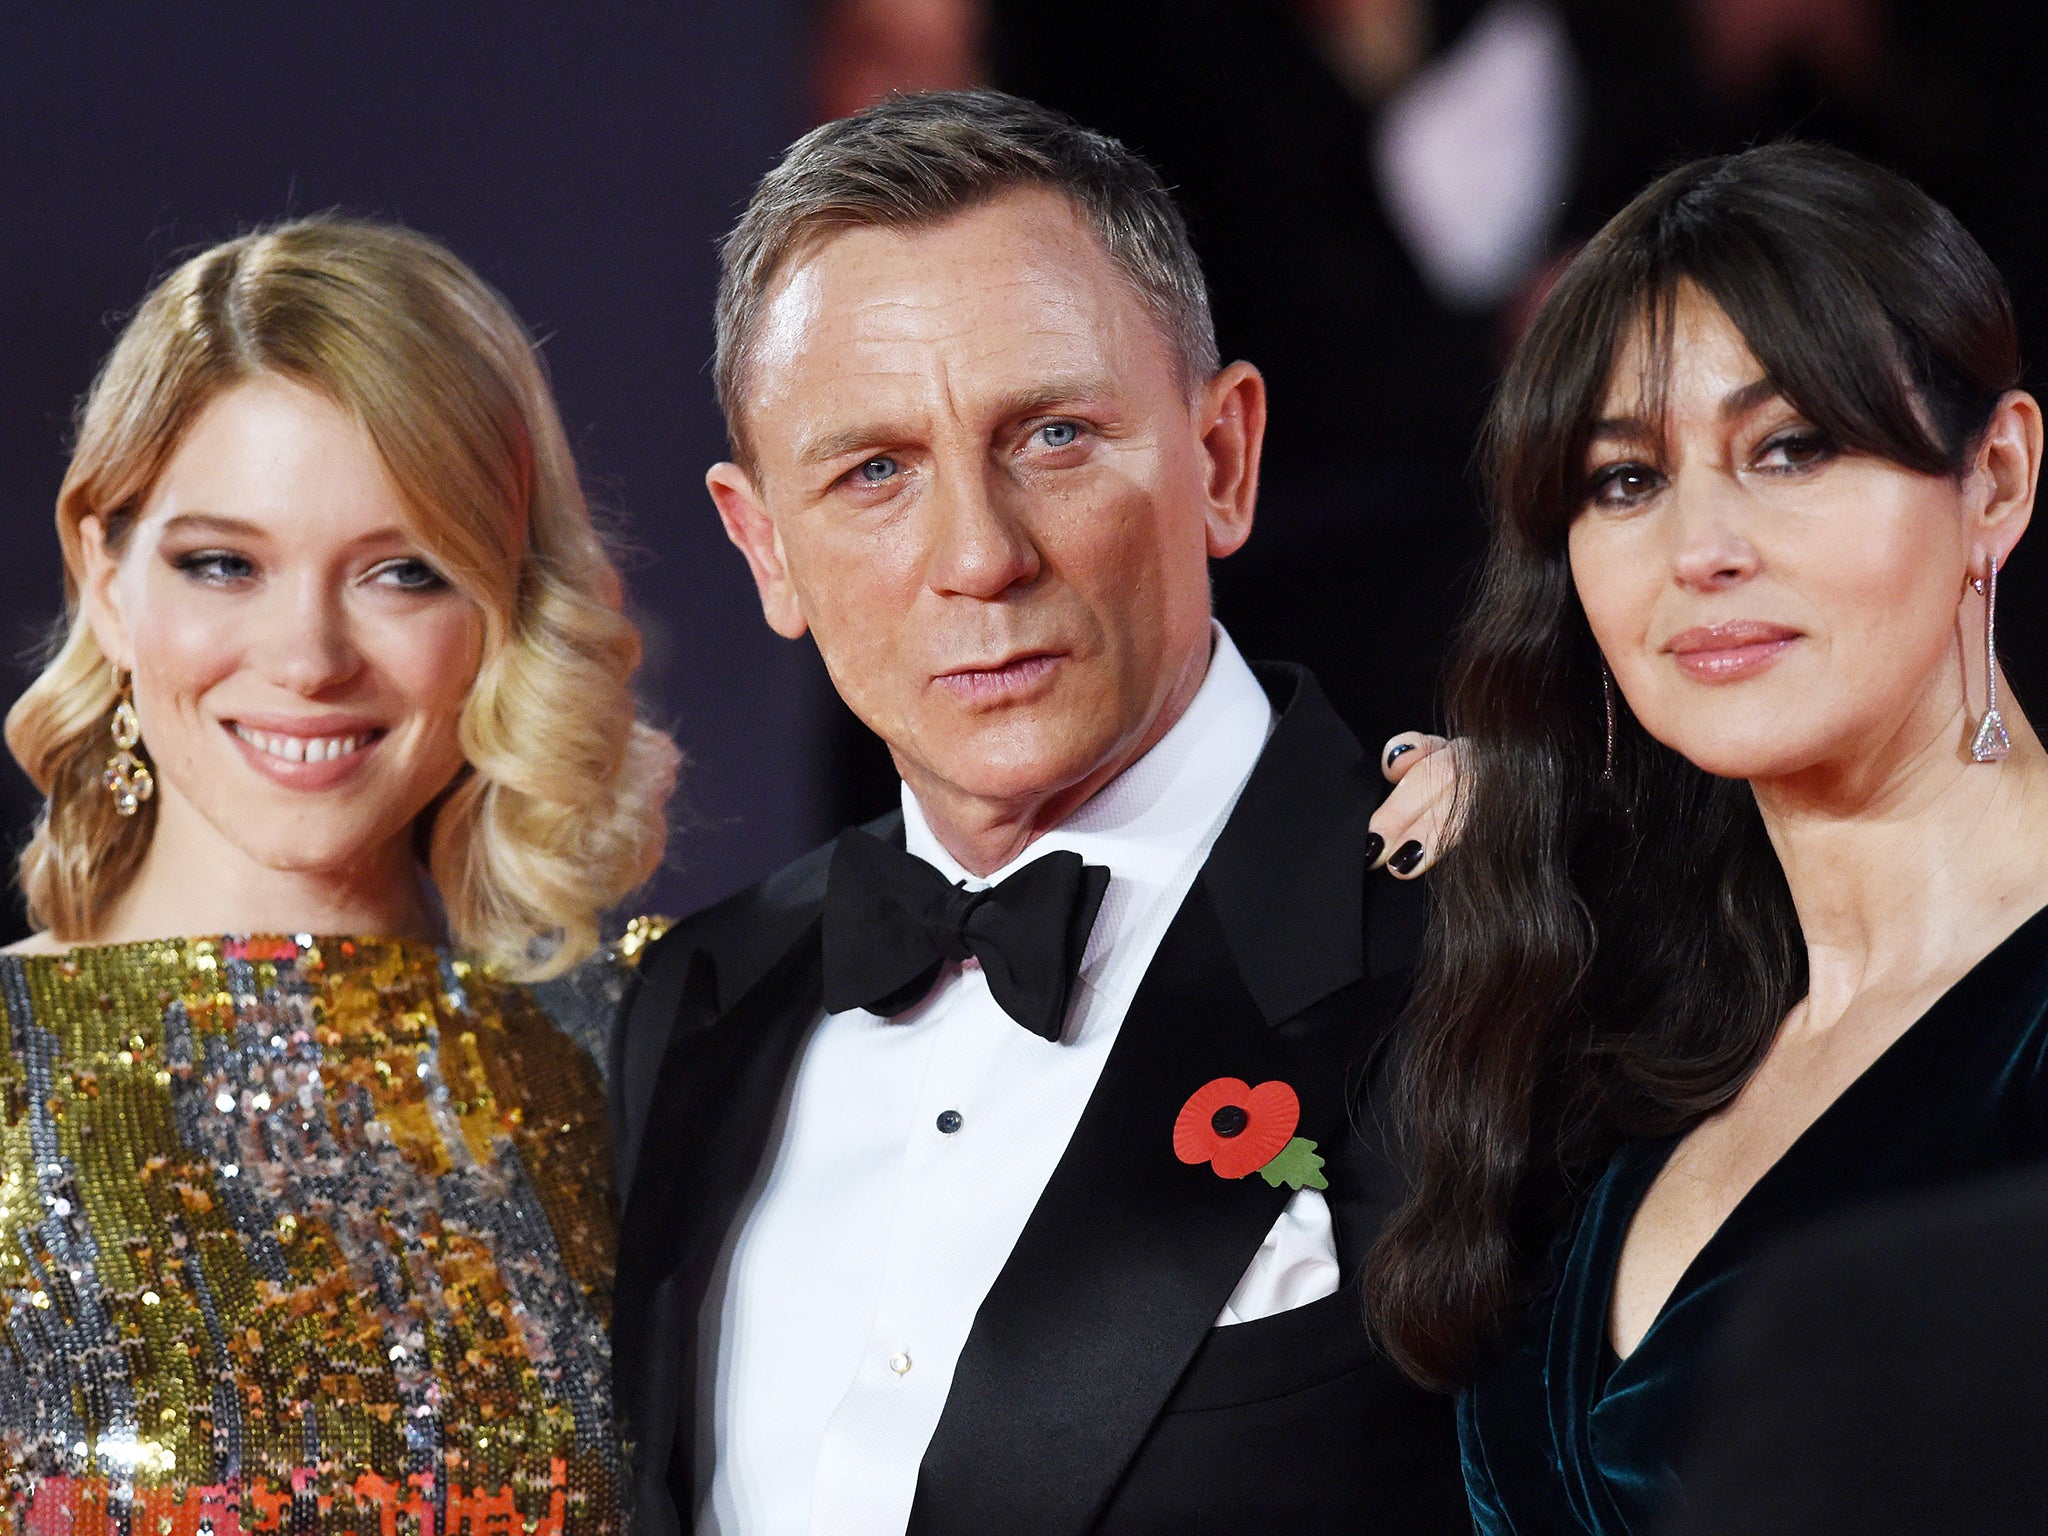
[1364,141,2022,1392]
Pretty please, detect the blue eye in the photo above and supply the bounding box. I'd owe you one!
[857,456,899,484]
[173,550,256,584]
[372,558,448,591]
[1037,422,1079,448]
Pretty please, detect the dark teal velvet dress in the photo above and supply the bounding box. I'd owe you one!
[1458,902,2048,1536]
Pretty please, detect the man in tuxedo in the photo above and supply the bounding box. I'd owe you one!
[611,89,1461,1535]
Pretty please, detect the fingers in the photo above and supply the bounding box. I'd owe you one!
[1379,732,1449,784]
[1367,737,1466,879]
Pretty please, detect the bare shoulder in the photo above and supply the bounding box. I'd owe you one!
[3,933,68,957]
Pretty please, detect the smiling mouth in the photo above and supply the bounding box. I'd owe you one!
[229,723,383,765]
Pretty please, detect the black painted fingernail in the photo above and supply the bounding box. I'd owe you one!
[1389,840,1425,876]
[1384,742,1415,768]
[1363,832,1385,866]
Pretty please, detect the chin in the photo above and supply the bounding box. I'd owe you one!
[221,820,408,883]
[1662,732,1826,783]
[932,738,1107,808]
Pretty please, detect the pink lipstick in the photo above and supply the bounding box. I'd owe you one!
[1663,622,1801,682]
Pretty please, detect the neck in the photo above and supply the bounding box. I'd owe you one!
[906,636,1214,877]
[1754,683,2048,1020]
[91,799,441,947]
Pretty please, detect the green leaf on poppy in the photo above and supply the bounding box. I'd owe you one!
[1258,1137,1328,1191]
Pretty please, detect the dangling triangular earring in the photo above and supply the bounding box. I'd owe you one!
[1971,554,2011,763]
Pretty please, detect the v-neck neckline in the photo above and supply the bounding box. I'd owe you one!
[1597,896,2048,1378]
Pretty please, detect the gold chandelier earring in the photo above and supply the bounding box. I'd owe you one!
[103,669,155,816]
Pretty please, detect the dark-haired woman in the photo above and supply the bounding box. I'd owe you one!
[1364,140,2048,1535]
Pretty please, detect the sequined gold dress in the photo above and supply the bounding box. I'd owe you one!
[0,928,653,1535]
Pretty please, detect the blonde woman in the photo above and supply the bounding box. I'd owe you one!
[0,218,677,1531]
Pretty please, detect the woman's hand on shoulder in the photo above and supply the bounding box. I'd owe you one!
[1368,733,1466,879]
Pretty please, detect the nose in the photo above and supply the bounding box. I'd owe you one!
[924,462,1041,600]
[265,574,363,695]
[1666,474,1761,592]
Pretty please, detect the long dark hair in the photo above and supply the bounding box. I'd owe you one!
[1365,142,2022,1392]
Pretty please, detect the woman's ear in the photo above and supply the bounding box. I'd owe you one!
[76,516,136,672]
[1974,390,2042,573]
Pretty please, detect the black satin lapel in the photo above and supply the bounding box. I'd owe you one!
[908,886,1300,1536]
[1204,663,1378,1025]
[614,945,717,1329]
[613,924,825,1522]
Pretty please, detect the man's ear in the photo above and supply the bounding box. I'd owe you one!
[1197,361,1265,561]
[1975,389,2042,571]
[76,516,136,672]
[707,462,808,639]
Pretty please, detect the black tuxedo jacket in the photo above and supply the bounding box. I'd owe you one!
[610,664,1463,1534]
[1674,1161,2048,1536]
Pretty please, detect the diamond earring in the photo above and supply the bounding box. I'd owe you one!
[103,669,155,816]
[1601,661,1617,782]
[1970,555,2011,763]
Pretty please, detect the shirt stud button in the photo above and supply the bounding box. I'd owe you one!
[936,1109,963,1135]
[889,1351,912,1376]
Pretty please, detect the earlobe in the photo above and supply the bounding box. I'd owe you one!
[707,462,809,640]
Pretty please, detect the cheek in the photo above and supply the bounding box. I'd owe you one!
[1824,518,1957,614]
[1041,476,1188,627]
[370,606,485,739]
[126,590,245,708]
[1567,523,1656,658]
[1800,526,1962,693]
[786,516,925,666]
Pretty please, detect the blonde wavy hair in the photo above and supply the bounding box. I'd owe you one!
[5,216,680,978]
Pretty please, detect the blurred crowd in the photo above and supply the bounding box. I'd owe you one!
[801,0,2048,824]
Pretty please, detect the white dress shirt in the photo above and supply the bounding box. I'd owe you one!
[701,628,1339,1535]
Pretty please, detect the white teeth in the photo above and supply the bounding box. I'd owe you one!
[232,725,366,765]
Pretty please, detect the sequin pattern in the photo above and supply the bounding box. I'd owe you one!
[0,928,654,1534]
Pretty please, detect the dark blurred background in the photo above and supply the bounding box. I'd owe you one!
[1,0,2043,934]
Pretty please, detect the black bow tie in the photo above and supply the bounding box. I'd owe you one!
[820,828,1111,1042]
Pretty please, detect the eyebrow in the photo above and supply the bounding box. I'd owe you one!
[1589,375,1785,442]
[1718,376,1782,419]
[158,512,421,552]
[791,374,1121,468]
[796,423,910,469]
[159,513,269,540]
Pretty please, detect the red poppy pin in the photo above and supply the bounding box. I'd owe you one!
[1173,1077,1328,1190]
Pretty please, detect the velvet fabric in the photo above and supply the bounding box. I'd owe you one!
[1457,901,2048,1536]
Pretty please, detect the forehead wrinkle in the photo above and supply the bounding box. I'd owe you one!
[746,193,1162,473]
[797,298,1113,427]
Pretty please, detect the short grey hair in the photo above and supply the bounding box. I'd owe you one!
[713,88,1220,470]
